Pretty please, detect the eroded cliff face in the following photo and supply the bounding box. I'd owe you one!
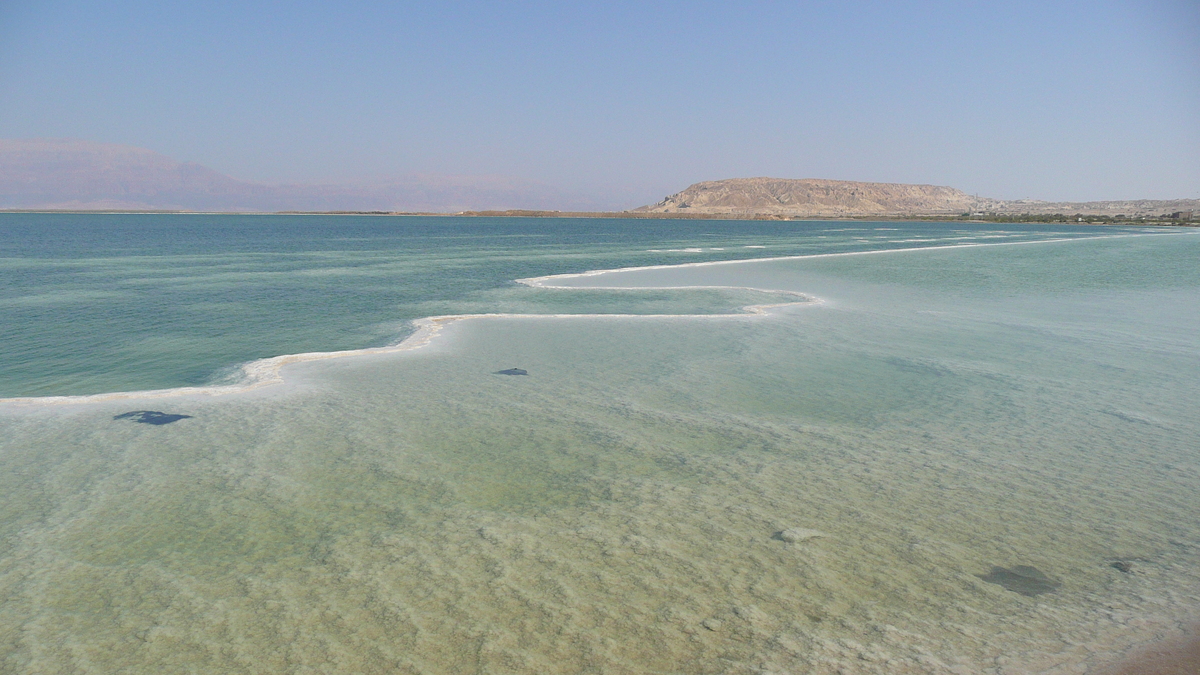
[638,177,981,216]
[638,177,1200,218]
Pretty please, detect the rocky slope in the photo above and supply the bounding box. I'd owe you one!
[637,177,980,216]
[637,177,1199,218]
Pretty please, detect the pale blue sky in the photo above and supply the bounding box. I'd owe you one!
[1,0,1197,205]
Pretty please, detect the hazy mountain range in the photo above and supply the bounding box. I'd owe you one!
[2,139,1196,217]
[0,139,608,212]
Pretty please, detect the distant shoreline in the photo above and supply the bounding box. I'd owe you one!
[1,208,1197,226]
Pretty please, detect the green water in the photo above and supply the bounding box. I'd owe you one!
[1,215,1197,673]
[0,213,1121,397]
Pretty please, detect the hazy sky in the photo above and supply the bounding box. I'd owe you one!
[1,0,1197,206]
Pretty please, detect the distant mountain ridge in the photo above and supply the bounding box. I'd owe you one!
[0,139,602,212]
[637,177,1199,218]
[4,140,1196,217]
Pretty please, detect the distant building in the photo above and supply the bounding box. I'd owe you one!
[1170,210,1193,220]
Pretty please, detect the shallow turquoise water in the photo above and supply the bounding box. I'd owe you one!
[0,216,1197,673]
[0,213,1129,397]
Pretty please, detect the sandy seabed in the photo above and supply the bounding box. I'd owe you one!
[1098,624,1200,674]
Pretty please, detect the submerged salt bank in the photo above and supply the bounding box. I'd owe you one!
[0,214,1197,674]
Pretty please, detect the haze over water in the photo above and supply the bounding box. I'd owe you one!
[1,214,1198,673]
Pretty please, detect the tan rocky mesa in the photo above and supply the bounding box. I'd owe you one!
[636,177,981,217]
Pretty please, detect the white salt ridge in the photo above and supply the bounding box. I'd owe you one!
[4,231,1188,408]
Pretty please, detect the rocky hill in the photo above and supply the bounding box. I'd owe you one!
[637,177,1199,218]
[636,177,980,216]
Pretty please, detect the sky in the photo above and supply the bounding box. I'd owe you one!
[1,0,1197,206]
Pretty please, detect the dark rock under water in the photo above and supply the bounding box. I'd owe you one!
[113,410,193,425]
[978,565,1061,596]
[494,368,528,376]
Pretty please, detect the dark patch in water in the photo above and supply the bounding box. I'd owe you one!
[884,357,953,378]
[494,368,528,376]
[113,410,193,425]
[1111,561,1134,574]
[977,565,1061,596]
[1101,409,1164,427]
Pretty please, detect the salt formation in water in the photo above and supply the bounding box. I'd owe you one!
[777,528,826,543]
[977,565,1062,597]
[1,221,1197,674]
[112,410,193,425]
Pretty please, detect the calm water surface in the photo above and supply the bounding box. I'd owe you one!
[0,214,1197,674]
[0,213,1127,397]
